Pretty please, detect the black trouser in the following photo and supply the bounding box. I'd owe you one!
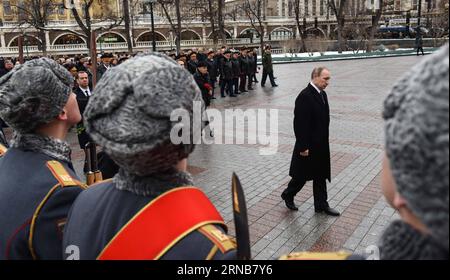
[233,78,239,94]
[417,47,424,56]
[282,178,329,210]
[221,79,233,96]
[261,69,276,86]
[252,73,258,82]
[239,74,247,91]
[210,79,216,97]
[247,74,253,88]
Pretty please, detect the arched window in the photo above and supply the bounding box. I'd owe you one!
[54,34,85,45]
[180,30,201,41]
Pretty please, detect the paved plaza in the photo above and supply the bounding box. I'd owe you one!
[61,55,423,259]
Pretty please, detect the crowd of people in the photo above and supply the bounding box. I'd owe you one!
[0,44,278,147]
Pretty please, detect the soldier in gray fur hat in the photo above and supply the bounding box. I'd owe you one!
[0,58,86,260]
[378,44,449,259]
[63,53,239,260]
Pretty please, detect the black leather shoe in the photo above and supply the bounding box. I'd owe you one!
[272,84,279,87]
[281,193,298,211]
[316,207,340,216]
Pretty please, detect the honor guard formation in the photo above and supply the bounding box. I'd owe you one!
[0,44,448,260]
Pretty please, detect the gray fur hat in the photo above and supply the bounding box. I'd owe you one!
[383,44,449,250]
[0,58,73,133]
[84,52,204,176]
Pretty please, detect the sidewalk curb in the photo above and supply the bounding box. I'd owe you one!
[257,48,438,65]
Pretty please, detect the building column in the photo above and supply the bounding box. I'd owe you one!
[278,0,283,16]
[45,31,51,48]
[234,25,238,39]
[284,0,289,18]
[0,32,6,48]
[202,25,207,44]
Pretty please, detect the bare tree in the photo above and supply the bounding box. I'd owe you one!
[217,0,227,43]
[328,0,347,53]
[122,0,133,53]
[189,0,219,46]
[12,0,58,56]
[242,0,265,52]
[65,0,123,57]
[158,0,182,53]
[366,0,383,52]
[292,0,307,52]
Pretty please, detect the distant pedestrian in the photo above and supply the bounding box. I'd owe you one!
[261,46,278,88]
[416,32,424,56]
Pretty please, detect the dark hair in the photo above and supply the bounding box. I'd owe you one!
[76,71,89,80]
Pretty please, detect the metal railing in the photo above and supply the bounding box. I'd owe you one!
[0,38,259,56]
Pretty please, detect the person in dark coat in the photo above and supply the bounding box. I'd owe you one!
[231,51,241,96]
[251,50,259,83]
[0,59,14,79]
[281,67,339,216]
[0,58,85,260]
[73,71,93,150]
[194,61,212,108]
[206,51,218,99]
[220,50,235,97]
[97,53,112,82]
[239,49,249,93]
[187,52,199,75]
[261,46,278,87]
[415,31,424,56]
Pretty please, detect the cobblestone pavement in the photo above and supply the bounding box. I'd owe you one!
[39,55,425,259]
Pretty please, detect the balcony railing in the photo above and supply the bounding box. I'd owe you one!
[0,38,256,55]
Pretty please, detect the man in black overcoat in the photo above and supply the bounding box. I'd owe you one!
[74,71,93,173]
[281,67,340,216]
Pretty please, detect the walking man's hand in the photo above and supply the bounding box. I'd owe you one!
[300,149,309,157]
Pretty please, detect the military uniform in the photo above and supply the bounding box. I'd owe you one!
[63,181,237,260]
[0,147,86,260]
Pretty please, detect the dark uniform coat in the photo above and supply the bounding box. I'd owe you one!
[262,52,273,73]
[239,56,250,75]
[187,60,199,75]
[194,72,212,107]
[206,58,218,81]
[63,181,238,260]
[231,58,241,79]
[220,58,233,81]
[289,83,331,182]
[0,148,85,260]
[96,63,109,82]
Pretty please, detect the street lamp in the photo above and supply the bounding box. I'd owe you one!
[143,0,157,52]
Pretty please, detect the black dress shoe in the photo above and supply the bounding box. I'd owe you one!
[315,207,340,216]
[272,84,279,87]
[281,193,298,211]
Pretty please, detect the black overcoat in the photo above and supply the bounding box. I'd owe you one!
[289,83,331,182]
